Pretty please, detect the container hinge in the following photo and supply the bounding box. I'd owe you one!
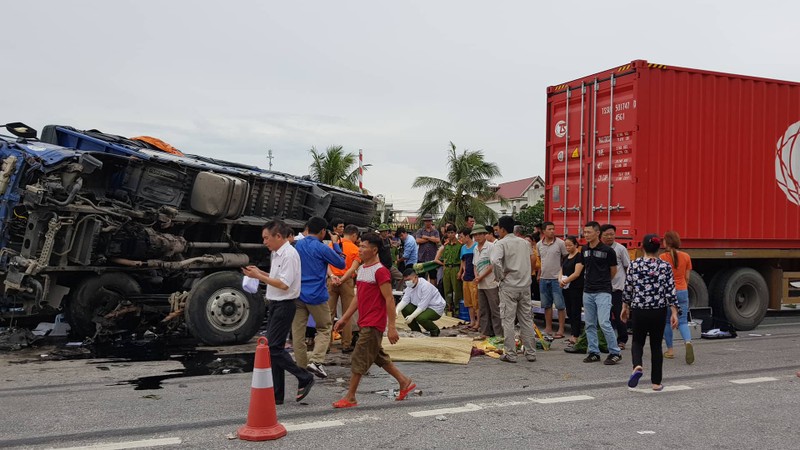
[593,204,606,212]
[609,203,625,211]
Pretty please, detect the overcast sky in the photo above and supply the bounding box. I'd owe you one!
[4,0,797,210]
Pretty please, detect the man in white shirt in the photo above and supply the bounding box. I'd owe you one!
[601,224,632,349]
[243,220,315,405]
[395,268,446,337]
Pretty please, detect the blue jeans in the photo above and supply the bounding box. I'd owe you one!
[664,290,691,347]
[583,292,620,355]
[540,279,566,310]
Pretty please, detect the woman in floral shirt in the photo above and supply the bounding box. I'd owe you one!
[621,234,679,391]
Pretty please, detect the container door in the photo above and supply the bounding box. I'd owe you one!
[587,73,638,243]
[547,83,592,237]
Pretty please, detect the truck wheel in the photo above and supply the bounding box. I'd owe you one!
[68,274,142,338]
[718,268,769,330]
[687,270,709,309]
[185,271,265,345]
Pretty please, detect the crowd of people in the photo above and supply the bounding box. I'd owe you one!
[244,213,696,408]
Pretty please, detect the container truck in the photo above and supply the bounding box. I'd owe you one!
[545,59,800,330]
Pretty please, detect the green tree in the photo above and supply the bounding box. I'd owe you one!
[412,142,503,228]
[515,199,545,233]
[309,145,370,192]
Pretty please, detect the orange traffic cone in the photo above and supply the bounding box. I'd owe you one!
[237,337,287,441]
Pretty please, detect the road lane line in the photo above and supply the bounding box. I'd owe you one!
[729,377,778,384]
[529,395,594,404]
[629,385,692,394]
[408,403,482,417]
[54,437,182,450]
[284,420,345,431]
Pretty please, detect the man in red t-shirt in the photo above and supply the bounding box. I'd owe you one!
[332,232,416,408]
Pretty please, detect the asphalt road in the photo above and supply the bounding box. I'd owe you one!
[1,313,799,449]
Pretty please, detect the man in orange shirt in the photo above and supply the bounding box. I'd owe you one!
[328,224,362,353]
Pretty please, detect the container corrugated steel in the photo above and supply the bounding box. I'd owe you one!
[545,59,800,249]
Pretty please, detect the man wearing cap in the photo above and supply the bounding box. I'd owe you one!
[396,268,446,336]
[415,214,441,282]
[435,224,462,317]
[378,224,403,289]
[472,226,502,338]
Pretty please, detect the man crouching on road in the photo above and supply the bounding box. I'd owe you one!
[396,268,446,337]
[332,232,416,408]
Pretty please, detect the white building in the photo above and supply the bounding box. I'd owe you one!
[485,176,545,216]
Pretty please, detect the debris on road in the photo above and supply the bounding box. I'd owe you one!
[0,328,42,351]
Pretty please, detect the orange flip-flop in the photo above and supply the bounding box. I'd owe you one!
[395,383,417,401]
[332,398,358,409]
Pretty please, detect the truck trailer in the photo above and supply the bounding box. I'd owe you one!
[545,59,800,330]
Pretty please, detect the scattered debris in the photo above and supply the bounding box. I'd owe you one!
[637,431,656,435]
[225,432,237,440]
[96,366,110,371]
[141,394,161,400]
[0,328,43,351]
[435,415,448,421]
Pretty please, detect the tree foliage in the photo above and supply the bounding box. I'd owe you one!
[309,145,370,192]
[412,142,503,228]
[514,199,545,234]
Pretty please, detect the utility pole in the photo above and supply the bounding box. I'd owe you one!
[267,149,274,170]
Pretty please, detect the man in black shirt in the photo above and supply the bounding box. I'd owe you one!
[582,221,622,365]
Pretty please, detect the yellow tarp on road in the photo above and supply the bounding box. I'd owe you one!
[382,336,473,365]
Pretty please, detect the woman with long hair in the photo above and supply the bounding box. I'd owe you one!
[661,230,695,364]
[621,234,678,391]
[559,236,584,345]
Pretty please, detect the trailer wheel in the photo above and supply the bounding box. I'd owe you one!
[68,274,142,338]
[687,270,709,309]
[184,271,265,345]
[717,268,769,331]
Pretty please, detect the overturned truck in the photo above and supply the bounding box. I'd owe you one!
[0,123,376,345]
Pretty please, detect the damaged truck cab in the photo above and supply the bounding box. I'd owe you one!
[0,123,377,345]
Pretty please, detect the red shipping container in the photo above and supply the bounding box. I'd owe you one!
[545,59,800,249]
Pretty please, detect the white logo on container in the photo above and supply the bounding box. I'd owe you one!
[776,121,800,206]
[555,121,567,138]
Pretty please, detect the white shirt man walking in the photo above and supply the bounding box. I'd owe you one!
[242,220,315,405]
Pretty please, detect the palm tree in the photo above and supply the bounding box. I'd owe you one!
[412,142,503,227]
[308,145,370,192]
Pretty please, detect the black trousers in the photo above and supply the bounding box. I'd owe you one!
[564,288,583,337]
[266,300,313,403]
[631,307,667,385]
[531,276,541,301]
[611,290,628,344]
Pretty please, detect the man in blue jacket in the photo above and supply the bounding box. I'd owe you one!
[293,216,346,379]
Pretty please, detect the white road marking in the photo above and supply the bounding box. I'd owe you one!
[729,377,778,384]
[408,403,482,417]
[529,395,594,404]
[53,437,182,450]
[284,419,345,431]
[629,385,693,394]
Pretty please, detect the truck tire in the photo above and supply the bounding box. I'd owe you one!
[68,274,142,338]
[687,270,709,309]
[717,268,769,331]
[329,193,376,214]
[185,271,265,345]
